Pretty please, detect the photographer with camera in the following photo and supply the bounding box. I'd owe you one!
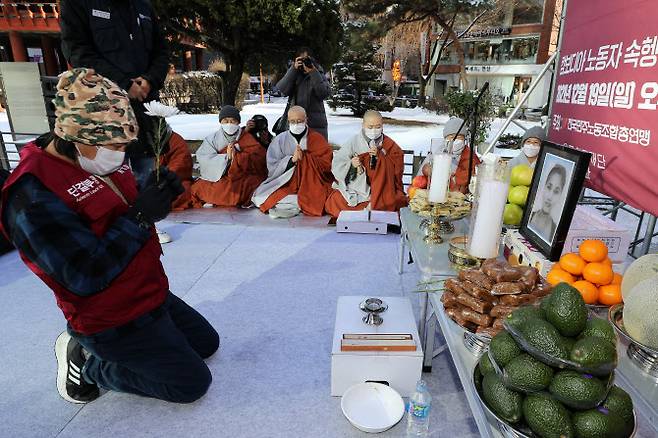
[275,47,331,140]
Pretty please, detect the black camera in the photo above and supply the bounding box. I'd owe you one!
[298,56,314,71]
[252,115,268,132]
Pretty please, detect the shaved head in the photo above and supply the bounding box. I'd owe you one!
[363,110,383,130]
[288,106,307,122]
[363,110,383,123]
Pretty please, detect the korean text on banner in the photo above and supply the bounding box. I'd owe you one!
[549,0,658,216]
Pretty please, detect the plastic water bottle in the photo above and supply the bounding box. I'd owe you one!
[406,380,432,436]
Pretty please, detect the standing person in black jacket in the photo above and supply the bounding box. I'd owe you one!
[276,47,331,140]
[60,0,169,188]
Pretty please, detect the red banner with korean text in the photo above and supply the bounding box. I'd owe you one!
[549,0,658,216]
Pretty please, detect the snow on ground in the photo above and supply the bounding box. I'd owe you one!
[167,100,534,157]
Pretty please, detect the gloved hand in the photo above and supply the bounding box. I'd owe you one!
[157,167,185,197]
[128,167,183,225]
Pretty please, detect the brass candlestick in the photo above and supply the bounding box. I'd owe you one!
[423,204,444,245]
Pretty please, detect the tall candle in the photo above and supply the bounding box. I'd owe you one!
[430,138,444,154]
[468,179,509,258]
[428,153,452,203]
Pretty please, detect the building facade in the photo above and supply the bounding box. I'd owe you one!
[428,0,561,109]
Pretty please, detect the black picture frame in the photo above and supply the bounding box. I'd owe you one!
[520,141,591,261]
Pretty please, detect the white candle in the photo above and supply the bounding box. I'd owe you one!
[468,180,509,259]
[430,138,444,154]
[428,153,452,203]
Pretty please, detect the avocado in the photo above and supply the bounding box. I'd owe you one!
[540,295,552,315]
[506,306,545,330]
[548,370,608,409]
[570,337,618,374]
[479,352,496,376]
[523,393,574,438]
[579,317,617,346]
[504,353,554,392]
[602,386,634,435]
[572,408,626,438]
[482,372,523,424]
[563,336,576,354]
[489,331,522,367]
[519,318,570,360]
[544,283,588,337]
[474,364,484,394]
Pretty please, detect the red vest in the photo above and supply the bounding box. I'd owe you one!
[0,143,169,335]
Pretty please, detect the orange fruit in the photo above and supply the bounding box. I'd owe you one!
[579,240,608,263]
[573,280,600,304]
[547,268,575,286]
[412,175,428,189]
[599,284,623,306]
[559,253,587,276]
[583,262,614,286]
[408,186,418,198]
[611,273,623,285]
[602,257,613,267]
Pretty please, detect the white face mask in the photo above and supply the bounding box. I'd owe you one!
[364,128,383,140]
[523,143,541,158]
[77,146,125,176]
[450,139,466,155]
[222,123,240,136]
[289,123,306,136]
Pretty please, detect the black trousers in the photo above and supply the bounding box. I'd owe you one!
[70,293,220,403]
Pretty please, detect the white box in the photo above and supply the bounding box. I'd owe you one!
[503,229,555,278]
[561,206,632,263]
[331,296,423,397]
[336,210,400,235]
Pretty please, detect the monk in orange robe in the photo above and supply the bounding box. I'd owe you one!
[159,129,194,211]
[251,106,334,217]
[420,116,481,194]
[325,110,407,218]
[190,106,268,208]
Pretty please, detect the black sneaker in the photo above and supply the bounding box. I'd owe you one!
[55,331,100,404]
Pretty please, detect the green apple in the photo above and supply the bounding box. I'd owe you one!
[508,185,530,206]
[503,203,524,226]
[511,164,533,186]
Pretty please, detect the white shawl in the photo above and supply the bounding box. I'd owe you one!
[332,133,382,206]
[251,130,308,207]
[196,128,242,182]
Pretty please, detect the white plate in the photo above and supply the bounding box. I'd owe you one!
[341,382,406,433]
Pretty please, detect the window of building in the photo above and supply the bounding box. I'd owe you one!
[510,37,539,62]
[512,0,545,25]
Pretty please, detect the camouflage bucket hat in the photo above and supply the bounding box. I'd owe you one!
[53,68,138,146]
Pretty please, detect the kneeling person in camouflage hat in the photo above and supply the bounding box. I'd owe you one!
[0,68,219,404]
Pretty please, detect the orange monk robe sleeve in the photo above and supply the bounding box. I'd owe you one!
[161,132,194,182]
[360,137,408,211]
[160,132,194,210]
[231,132,268,179]
[295,130,335,216]
[451,146,481,193]
[302,131,334,184]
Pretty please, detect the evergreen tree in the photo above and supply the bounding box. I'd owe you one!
[153,0,342,105]
[343,0,497,91]
[331,23,390,116]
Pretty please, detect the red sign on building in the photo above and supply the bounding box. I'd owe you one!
[548,0,658,216]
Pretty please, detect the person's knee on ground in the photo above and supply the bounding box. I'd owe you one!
[197,326,221,359]
[164,361,213,403]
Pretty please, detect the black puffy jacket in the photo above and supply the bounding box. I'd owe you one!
[60,0,169,98]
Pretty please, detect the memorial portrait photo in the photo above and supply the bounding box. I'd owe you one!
[520,142,591,260]
[527,154,574,246]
